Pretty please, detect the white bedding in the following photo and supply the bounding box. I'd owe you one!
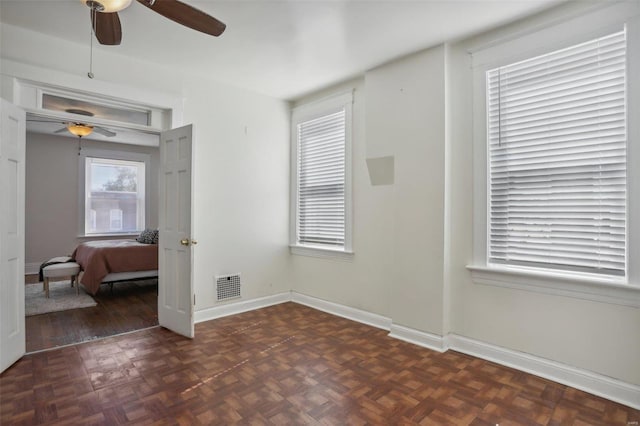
[102,270,158,283]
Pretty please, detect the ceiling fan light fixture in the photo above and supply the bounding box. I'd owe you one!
[82,0,132,13]
[67,123,94,137]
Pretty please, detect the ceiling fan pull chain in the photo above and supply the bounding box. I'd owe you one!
[88,7,95,79]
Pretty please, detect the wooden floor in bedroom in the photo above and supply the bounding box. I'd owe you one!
[24,274,158,353]
[2,302,638,425]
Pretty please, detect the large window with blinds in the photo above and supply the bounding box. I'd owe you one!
[291,92,352,255]
[486,30,627,277]
[79,149,150,237]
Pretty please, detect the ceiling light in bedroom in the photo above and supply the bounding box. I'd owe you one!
[67,123,94,137]
[81,0,133,13]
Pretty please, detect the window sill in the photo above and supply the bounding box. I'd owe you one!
[78,233,140,239]
[290,244,354,261]
[466,265,640,308]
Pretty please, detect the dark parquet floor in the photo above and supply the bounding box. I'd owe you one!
[2,302,638,425]
[25,276,158,353]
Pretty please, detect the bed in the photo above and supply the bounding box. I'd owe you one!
[72,239,158,295]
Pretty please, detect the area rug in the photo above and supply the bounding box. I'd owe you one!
[25,280,96,316]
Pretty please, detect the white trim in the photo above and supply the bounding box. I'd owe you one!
[626,14,640,292]
[76,233,139,238]
[192,290,639,409]
[468,1,640,66]
[291,91,354,123]
[289,245,354,261]
[194,292,291,323]
[467,265,640,308]
[25,262,40,275]
[389,324,448,353]
[448,334,640,411]
[1,59,183,128]
[291,291,391,331]
[290,90,354,256]
[471,4,640,302]
[78,149,151,238]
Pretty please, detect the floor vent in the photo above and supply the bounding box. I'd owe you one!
[216,274,241,301]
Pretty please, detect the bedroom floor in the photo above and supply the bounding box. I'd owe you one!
[2,302,637,424]
[24,275,158,353]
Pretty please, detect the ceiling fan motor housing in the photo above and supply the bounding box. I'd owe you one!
[82,0,133,13]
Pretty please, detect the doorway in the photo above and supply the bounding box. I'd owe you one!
[2,82,195,373]
[24,116,161,352]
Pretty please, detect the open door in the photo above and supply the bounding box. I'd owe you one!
[158,125,194,338]
[0,99,26,373]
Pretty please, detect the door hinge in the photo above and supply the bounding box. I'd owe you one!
[193,294,196,306]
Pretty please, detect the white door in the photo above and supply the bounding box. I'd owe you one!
[158,125,194,338]
[0,99,26,373]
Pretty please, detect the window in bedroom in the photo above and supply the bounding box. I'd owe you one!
[81,152,149,236]
[486,29,627,278]
[109,209,124,231]
[291,92,353,258]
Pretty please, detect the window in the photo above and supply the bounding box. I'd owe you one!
[469,14,640,307]
[80,151,149,236]
[291,92,353,257]
[487,30,627,278]
[109,209,123,231]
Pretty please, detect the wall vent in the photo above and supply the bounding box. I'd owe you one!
[216,274,241,301]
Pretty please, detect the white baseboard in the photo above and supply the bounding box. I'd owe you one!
[194,292,291,323]
[448,334,640,410]
[25,262,40,275]
[291,291,392,331]
[389,324,448,353]
[193,290,639,410]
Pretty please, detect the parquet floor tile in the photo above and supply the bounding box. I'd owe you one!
[25,277,158,353]
[1,302,638,425]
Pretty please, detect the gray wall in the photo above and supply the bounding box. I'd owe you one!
[25,132,160,266]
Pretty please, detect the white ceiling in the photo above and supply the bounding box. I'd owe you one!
[1,0,562,100]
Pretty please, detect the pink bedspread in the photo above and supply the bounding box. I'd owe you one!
[72,240,158,295]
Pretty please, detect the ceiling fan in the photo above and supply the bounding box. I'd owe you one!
[83,0,226,46]
[28,109,117,138]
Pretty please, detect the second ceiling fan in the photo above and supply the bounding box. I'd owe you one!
[83,0,226,46]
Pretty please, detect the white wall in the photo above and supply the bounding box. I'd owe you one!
[290,77,395,318]
[1,23,291,311]
[3,0,639,393]
[25,132,160,265]
[446,2,640,386]
[291,45,448,335]
[292,1,640,388]
[366,46,446,334]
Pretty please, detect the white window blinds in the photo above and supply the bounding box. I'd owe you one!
[487,30,627,277]
[296,108,346,247]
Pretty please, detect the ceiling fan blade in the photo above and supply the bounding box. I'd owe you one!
[93,126,117,137]
[54,127,68,134]
[136,0,226,37]
[91,11,122,45]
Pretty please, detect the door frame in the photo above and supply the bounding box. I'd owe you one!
[3,79,196,358]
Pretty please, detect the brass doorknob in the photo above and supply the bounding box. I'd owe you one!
[180,238,190,246]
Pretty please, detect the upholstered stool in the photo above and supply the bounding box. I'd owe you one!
[42,262,81,298]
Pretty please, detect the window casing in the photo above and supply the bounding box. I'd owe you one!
[469,6,640,307]
[291,92,353,258]
[79,150,150,237]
